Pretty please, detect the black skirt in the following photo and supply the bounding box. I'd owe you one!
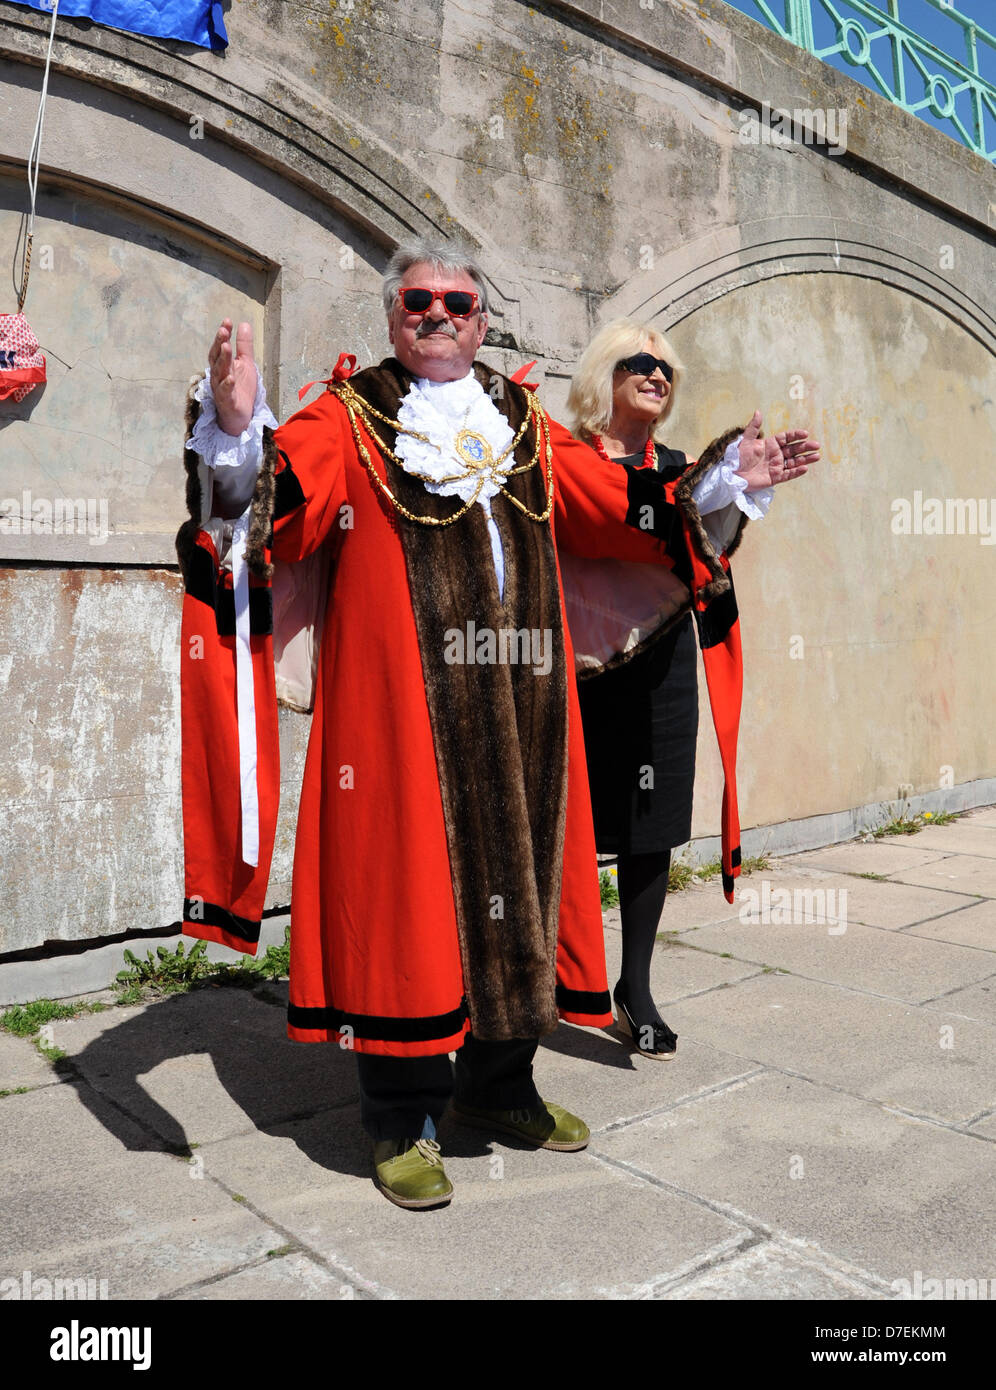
[577,610,698,856]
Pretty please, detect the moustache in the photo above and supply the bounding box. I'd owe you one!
[415,319,458,340]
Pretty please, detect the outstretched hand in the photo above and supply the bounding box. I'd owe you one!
[736,409,821,490]
[208,319,258,437]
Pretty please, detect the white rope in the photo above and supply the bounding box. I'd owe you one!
[18,0,60,310]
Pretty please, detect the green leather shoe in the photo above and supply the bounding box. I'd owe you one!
[451,1101,590,1151]
[373,1137,453,1209]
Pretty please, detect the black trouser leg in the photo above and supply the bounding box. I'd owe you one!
[356,1052,454,1142]
[453,1034,541,1110]
[357,1034,541,1140]
[616,847,672,1025]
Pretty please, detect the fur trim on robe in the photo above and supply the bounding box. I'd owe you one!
[333,360,568,1040]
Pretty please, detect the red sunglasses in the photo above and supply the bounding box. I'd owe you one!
[397,287,480,318]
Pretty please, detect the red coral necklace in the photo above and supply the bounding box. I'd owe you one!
[591,435,656,469]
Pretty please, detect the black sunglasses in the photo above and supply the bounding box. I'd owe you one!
[397,287,480,317]
[615,353,674,382]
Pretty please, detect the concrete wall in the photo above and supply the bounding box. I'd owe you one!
[1,0,994,971]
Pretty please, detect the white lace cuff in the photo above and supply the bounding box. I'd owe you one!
[190,368,277,516]
[691,436,773,520]
[190,367,278,470]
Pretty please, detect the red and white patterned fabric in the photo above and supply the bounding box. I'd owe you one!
[0,313,46,403]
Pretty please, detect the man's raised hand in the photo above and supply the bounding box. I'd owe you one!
[208,319,258,437]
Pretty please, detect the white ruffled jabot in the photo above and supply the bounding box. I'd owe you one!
[395,372,516,512]
[395,372,513,592]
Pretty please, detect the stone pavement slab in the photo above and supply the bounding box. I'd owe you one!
[791,843,949,876]
[602,913,759,998]
[890,855,996,898]
[175,1252,355,1301]
[605,884,741,933]
[913,822,996,857]
[907,899,996,949]
[678,915,996,1004]
[565,924,764,1126]
[0,1085,281,1299]
[921,978,996,1026]
[597,1071,996,1286]
[625,867,977,934]
[201,1115,752,1300]
[660,972,996,1125]
[657,1240,886,1300]
[537,1023,766,1134]
[641,935,760,1001]
[0,1032,59,1092]
[734,865,980,931]
[967,1114,996,1139]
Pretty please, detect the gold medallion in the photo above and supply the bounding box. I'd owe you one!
[454,428,492,472]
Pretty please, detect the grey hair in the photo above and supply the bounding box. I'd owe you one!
[381,238,490,317]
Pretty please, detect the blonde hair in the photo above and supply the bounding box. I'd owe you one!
[566,317,684,443]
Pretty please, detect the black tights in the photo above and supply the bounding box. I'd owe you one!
[615,848,672,1026]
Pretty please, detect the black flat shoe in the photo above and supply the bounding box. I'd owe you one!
[613,985,678,1058]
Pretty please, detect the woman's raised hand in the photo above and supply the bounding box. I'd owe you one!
[736,409,821,489]
[208,319,258,437]
[769,426,821,484]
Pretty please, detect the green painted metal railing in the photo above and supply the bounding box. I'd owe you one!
[731,0,996,159]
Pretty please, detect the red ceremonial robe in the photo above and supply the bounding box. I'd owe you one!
[177,358,745,1057]
[556,424,750,900]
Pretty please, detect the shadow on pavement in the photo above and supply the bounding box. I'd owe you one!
[56,983,373,1178]
[57,982,644,1174]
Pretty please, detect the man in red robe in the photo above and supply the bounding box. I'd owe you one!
[177,240,799,1208]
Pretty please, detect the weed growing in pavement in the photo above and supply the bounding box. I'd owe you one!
[0,999,106,1037]
[668,853,771,892]
[865,802,962,839]
[115,938,211,994]
[114,928,291,1001]
[0,998,107,1068]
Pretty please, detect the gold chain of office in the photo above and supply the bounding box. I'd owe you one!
[329,380,555,526]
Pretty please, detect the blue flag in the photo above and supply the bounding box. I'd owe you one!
[12,1,228,51]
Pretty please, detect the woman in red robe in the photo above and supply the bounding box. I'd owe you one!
[562,318,819,1057]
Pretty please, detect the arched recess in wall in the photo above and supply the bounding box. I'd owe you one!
[601,218,996,358]
[632,264,996,833]
[0,33,525,563]
[0,16,528,353]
